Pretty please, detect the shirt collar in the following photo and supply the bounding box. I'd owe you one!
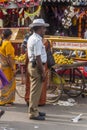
[33,32,42,40]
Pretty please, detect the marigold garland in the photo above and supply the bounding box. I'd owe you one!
[24,5,41,17]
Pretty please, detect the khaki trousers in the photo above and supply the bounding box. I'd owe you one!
[28,62,43,117]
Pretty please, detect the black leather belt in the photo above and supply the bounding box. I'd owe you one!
[30,61,45,65]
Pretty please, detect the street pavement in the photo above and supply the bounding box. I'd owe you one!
[0,75,87,130]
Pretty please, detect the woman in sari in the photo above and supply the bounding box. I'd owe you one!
[0,29,16,106]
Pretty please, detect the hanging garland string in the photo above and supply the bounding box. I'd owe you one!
[24,5,41,17]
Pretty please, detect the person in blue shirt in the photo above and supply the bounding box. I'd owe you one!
[21,33,30,54]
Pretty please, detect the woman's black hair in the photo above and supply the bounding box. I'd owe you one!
[0,29,12,46]
[3,29,12,39]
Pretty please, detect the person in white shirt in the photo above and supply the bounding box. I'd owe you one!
[84,28,87,39]
[27,18,49,120]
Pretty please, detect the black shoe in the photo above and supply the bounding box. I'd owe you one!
[30,115,45,120]
[0,110,5,118]
[39,112,46,116]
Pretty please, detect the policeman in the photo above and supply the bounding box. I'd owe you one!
[27,18,49,120]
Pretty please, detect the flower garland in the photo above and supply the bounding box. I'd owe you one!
[24,5,41,20]
[0,0,40,8]
[62,6,75,29]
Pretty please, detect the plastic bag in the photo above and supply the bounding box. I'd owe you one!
[53,75,65,85]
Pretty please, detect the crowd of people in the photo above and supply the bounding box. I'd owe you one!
[0,18,49,120]
[0,17,87,120]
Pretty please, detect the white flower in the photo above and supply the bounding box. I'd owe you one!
[64,9,68,16]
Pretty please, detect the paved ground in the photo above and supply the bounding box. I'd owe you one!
[0,75,87,130]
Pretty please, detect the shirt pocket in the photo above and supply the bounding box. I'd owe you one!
[42,45,46,55]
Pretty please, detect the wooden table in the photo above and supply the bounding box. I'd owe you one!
[53,61,87,70]
[53,61,87,97]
